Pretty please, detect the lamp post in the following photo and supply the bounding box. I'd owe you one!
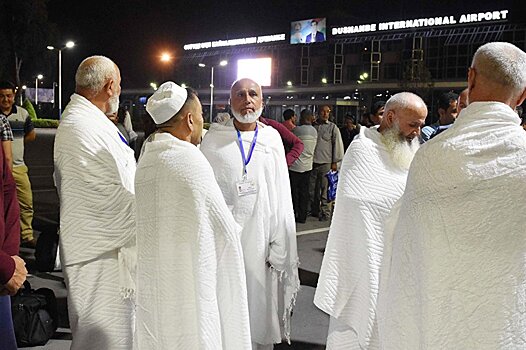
[35,74,43,104]
[199,60,228,123]
[47,41,75,119]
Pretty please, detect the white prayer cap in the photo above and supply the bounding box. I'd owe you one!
[146,81,188,125]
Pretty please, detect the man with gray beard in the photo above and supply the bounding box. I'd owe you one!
[201,78,299,349]
[314,92,427,350]
[54,56,136,349]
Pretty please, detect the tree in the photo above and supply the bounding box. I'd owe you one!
[400,59,434,102]
[0,0,58,93]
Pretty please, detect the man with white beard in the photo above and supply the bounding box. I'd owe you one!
[200,78,300,349]
[54,56,136,349]
[376,42,526,349]
[314,92,427,350]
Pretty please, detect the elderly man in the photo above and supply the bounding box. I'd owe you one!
[376,42,526,349]
[310,105,344,221]
[200,78,299,349]
[314,92,427,349]
[54,56,136,349]
[134,82,251,349]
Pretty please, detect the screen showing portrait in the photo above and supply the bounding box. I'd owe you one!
[290,18,327,44]
[237,58,272,86]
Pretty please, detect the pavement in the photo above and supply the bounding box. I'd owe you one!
[18,128,332,349]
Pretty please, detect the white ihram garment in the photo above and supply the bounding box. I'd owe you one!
[314,126,409,349]
[376,102,526,349]
[54,93,136,349]
[201,120,300,347]
[134,133,251,349]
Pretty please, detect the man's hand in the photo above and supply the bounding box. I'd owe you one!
[4,256,27,296]
[331,162,338,171]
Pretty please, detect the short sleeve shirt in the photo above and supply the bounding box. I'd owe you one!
[0,115,14,142]
[5,105,32,166]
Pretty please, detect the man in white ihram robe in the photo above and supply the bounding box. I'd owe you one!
[134,82,251,349]
[314,92,427,349]
[54,56,136,349]
[376,42,526,350]
[201,78,300,349]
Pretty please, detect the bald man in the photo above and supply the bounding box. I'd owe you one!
[314,92,427,349]
[377,42,526,349]
[54,56,136,349]
[200,78,299,349]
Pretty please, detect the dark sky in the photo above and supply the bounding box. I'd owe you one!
[46,0,517,90]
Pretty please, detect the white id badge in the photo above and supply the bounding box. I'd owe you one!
[236,177,257,196]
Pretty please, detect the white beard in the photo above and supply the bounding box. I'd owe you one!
[108,95,120,115]
[380,123,420,170]
[232,106,262,124]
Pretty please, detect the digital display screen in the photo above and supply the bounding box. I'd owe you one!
[290,18,327,44]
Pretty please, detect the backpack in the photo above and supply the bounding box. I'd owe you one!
[10,281,58,347]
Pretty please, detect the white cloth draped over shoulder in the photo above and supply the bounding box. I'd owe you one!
[376,102,526,349]
[200,119,300,346]
[54,93,137,349]
[134,133,251,349]
[314,126,409,349]
[54,93,136,279]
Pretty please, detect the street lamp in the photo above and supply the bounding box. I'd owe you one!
[199,60,228,122]
[47,40,75,119]
[35,74,43,104]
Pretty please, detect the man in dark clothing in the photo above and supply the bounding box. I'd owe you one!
[340,114,360,152]
[0,140,27,350]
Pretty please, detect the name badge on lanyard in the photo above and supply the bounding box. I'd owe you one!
[235,125,258,197]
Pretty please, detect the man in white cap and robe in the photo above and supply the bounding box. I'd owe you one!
[376,42,526,349]
[54,55,136,349]
[200,78,300,349]
[134,82,251,349]
[314,92,427,349]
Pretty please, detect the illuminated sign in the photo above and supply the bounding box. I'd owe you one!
[184,34,286,51]
[332,9,509,36]
[237,58,272,87]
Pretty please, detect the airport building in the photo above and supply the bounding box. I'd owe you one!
[122,8,525,126]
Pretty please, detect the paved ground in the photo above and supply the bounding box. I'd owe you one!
[19,128,333,349]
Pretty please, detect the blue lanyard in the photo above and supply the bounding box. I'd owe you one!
[118,132,128,146]
[236,125,258,176]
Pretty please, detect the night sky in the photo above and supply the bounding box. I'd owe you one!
[46,0,517,92]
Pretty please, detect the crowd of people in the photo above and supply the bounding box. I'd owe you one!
[0,40,525,350]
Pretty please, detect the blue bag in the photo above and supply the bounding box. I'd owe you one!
[325,170,338,202]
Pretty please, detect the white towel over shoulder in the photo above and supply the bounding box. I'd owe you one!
[135,133,251,349]
[314,126,409,349]
[377,102,526,349]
